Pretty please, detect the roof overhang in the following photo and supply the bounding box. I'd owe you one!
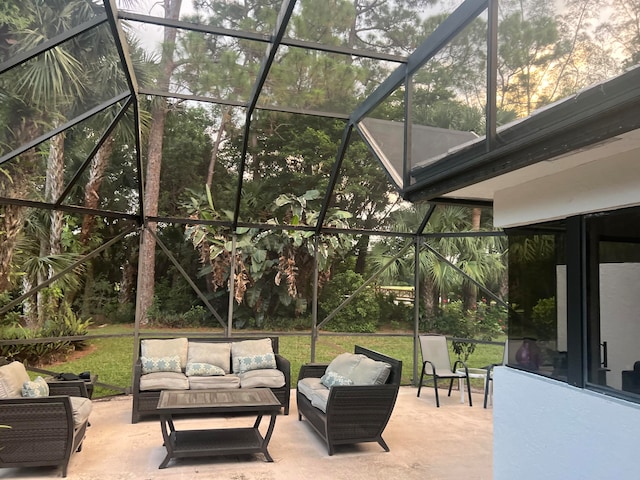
[404,66,640,204]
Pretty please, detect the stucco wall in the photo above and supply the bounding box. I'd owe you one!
[493,150,640,228]
[494,367,640,480]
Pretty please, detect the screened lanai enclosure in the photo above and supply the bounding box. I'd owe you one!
[1,0,637,391]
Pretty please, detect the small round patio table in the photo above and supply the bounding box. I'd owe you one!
[455,368,488,405]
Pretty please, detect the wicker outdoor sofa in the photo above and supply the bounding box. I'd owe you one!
[131,336,291,423]
[296,346,402,455]
[0,359,92,477]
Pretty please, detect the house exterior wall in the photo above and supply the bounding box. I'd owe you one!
[492,152,640,479]
[493,151,640,228]
[494,367,640,480]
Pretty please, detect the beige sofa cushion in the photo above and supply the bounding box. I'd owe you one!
[141,338,189,369]
[231,339,274,373]
[0,361,30,398]
[139,371,189,391]
[239,369,285,388]
[69,396,92,428]
[187,342,231,373]
[188,375,240,389]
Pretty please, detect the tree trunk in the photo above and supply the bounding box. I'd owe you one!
[354,235,369,274]
[463,207,482,311]
[0,204,27,292]
[206,108,230,189]
[0,120,40,292]
[81,135,114,245]
[34,132,66,327]
[420,276,437,331]
[136,0,182,323]
[45,133,65,258]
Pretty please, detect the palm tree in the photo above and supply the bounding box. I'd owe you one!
[368,203,506,323]
[12,209,84,328]
[0,0,122,319]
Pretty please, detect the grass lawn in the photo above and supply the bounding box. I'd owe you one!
[41,325,505,399]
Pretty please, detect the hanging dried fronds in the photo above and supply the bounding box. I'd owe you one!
[275,254,298,298]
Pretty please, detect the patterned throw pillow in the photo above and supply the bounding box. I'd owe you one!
[140,356,182,374]
[185,362,225,377]
[22,376,49,398]
[320,371,354,388]
[234,352,277,374]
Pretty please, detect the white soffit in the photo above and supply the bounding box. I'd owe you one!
[442,127,640,203]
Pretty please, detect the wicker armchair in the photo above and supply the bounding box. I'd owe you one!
[0,396,88,477]
[296,346,402,455]
[0,360,91,478]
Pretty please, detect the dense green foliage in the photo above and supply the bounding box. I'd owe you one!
[318,271,381,332]
[427,300,507,360]
[1,0,637,358]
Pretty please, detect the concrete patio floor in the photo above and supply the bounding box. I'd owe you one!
[0,386,492,480]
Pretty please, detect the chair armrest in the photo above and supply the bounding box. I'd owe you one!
[325,384,400,429]
[452,359,470,373]
[47,380,89,398]
[275,353,291,388]
[0,396,76,445]
[298,363,329,381]
[132,358,143,391]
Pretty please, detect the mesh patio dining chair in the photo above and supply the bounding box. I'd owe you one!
[417,334,472,407]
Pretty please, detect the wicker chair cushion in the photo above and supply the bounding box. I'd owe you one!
[185,362,225,376]
[188,375,240,389]
[231,339,274,373]
[310,388,330,413]
[139,371,189,391]
[297,377,325,402]
[326,352,362,378]
[326,353,391,386]
[0,361,30,398]
[349,357,391,385]
[141,338,189,369]
[21,376,49,397]
[239,368,285,388]
[187,342,231,373]
[70,396,92,428]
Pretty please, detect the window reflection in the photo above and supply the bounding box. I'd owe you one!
[588,232,640,393]
[506,224,567,380]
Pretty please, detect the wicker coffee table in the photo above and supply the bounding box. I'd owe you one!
[156,388,281,469]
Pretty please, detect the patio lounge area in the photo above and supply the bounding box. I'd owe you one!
[0,387,492,480]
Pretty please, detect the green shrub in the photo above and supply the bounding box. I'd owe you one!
[182,305,207,327]
[147,302,208,328]
[0,300,92,365]
[260,315,312,331]
[425,300,506,361]
[376,291,413,328]
[106,302,135,324]
[318,271,380,333]
[42,301,93,350]
[0,325,69,365]
[0,292,21,326]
